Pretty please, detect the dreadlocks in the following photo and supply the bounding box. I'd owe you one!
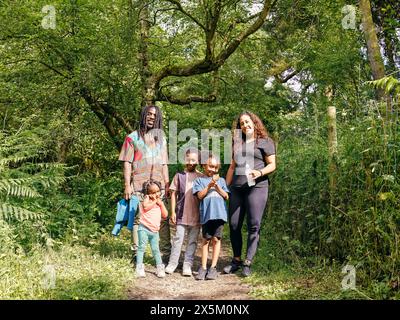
[138,105,163,143]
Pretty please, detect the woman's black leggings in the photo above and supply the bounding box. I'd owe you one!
[228,185,269,262]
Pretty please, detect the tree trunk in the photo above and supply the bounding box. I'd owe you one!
[360,0,386,98]
[327,106,338,198]
[137,1,155,107]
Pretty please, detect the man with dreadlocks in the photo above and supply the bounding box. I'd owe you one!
[118,105,171,263]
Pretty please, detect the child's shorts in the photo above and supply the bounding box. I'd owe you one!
[202,219,225,240]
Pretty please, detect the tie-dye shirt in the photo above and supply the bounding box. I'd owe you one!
[118,131,168,192]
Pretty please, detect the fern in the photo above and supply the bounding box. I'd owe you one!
[0,204,42,221]
[0,129,67,222]
[0,184,42,198]
[367,76,400,95]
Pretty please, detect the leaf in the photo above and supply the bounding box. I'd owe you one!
[378,192,395,202]
[382,175,395,183]
[0,203,43,221]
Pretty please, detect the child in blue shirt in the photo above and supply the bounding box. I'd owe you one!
[192,152,229,280]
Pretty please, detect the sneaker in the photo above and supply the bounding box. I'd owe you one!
[165,263,177,274]
[205,267,218,280]
[242,260,251,277]
[135,264,146,278]
[130,253,136,265]
[223,258,242,274]
[182,262,192,277]
[156,264,166,278]
[195,267,207,280]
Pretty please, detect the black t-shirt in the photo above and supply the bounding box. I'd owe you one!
[232,137,276,188]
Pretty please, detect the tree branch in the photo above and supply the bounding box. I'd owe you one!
[79,88,123,149]
[153,0,273,85]
[205,0,222,60]
[275,69,300,83]
[157,92,217,105]
[216,0,273,63]
[5,59,70,79]
[157,70,219,105]
[163,0,206,30]
[79,87,134,135]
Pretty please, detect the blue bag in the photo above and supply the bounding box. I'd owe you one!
[111,196,139,236]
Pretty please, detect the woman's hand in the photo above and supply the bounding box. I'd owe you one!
[250,169,262,179]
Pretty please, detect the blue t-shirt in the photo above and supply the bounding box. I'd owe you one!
[192,176,230,224]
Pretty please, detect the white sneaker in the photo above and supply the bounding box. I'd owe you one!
[182,262,192,276]
[165,263,177,274]
[156,264,166,278]
[136,264,146,278]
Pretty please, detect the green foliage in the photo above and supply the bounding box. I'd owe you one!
[0,242,134,300]
[263,102,400,299]
[367,75,400,95]
[0,129,67,223]
[1,0,399,300]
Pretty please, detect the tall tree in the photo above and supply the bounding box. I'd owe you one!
[136,0,276,108]
[360,0,386,98]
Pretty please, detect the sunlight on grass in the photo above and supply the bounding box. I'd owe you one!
[0,236,135,300]
[244,265,377,300]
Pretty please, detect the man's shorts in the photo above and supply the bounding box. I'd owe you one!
[201,219,225,240]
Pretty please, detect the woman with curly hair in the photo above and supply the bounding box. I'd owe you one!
[224,111,277,277]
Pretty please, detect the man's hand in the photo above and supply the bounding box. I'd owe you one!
[165,182,171,199]
[124,185,133,200]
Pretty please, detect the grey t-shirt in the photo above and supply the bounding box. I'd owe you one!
[232,138,276,188]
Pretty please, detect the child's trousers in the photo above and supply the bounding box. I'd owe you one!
[168,224,200,266]
[136,224,163,266]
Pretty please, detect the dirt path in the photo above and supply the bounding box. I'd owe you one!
[128,241,253,300]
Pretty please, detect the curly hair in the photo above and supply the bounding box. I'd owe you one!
[142,179,162,195]
[232,111,269,142]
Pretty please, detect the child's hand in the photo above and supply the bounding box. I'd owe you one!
[156,197,163,206]
[208,180,216,188]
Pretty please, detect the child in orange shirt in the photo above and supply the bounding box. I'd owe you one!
[136,180,168,278]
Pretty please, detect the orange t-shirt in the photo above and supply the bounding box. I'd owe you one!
[139,202,167,232]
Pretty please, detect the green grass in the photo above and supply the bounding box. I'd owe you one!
[245,266,368,300]
[243,256,399,300]
[0,233,135,300]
